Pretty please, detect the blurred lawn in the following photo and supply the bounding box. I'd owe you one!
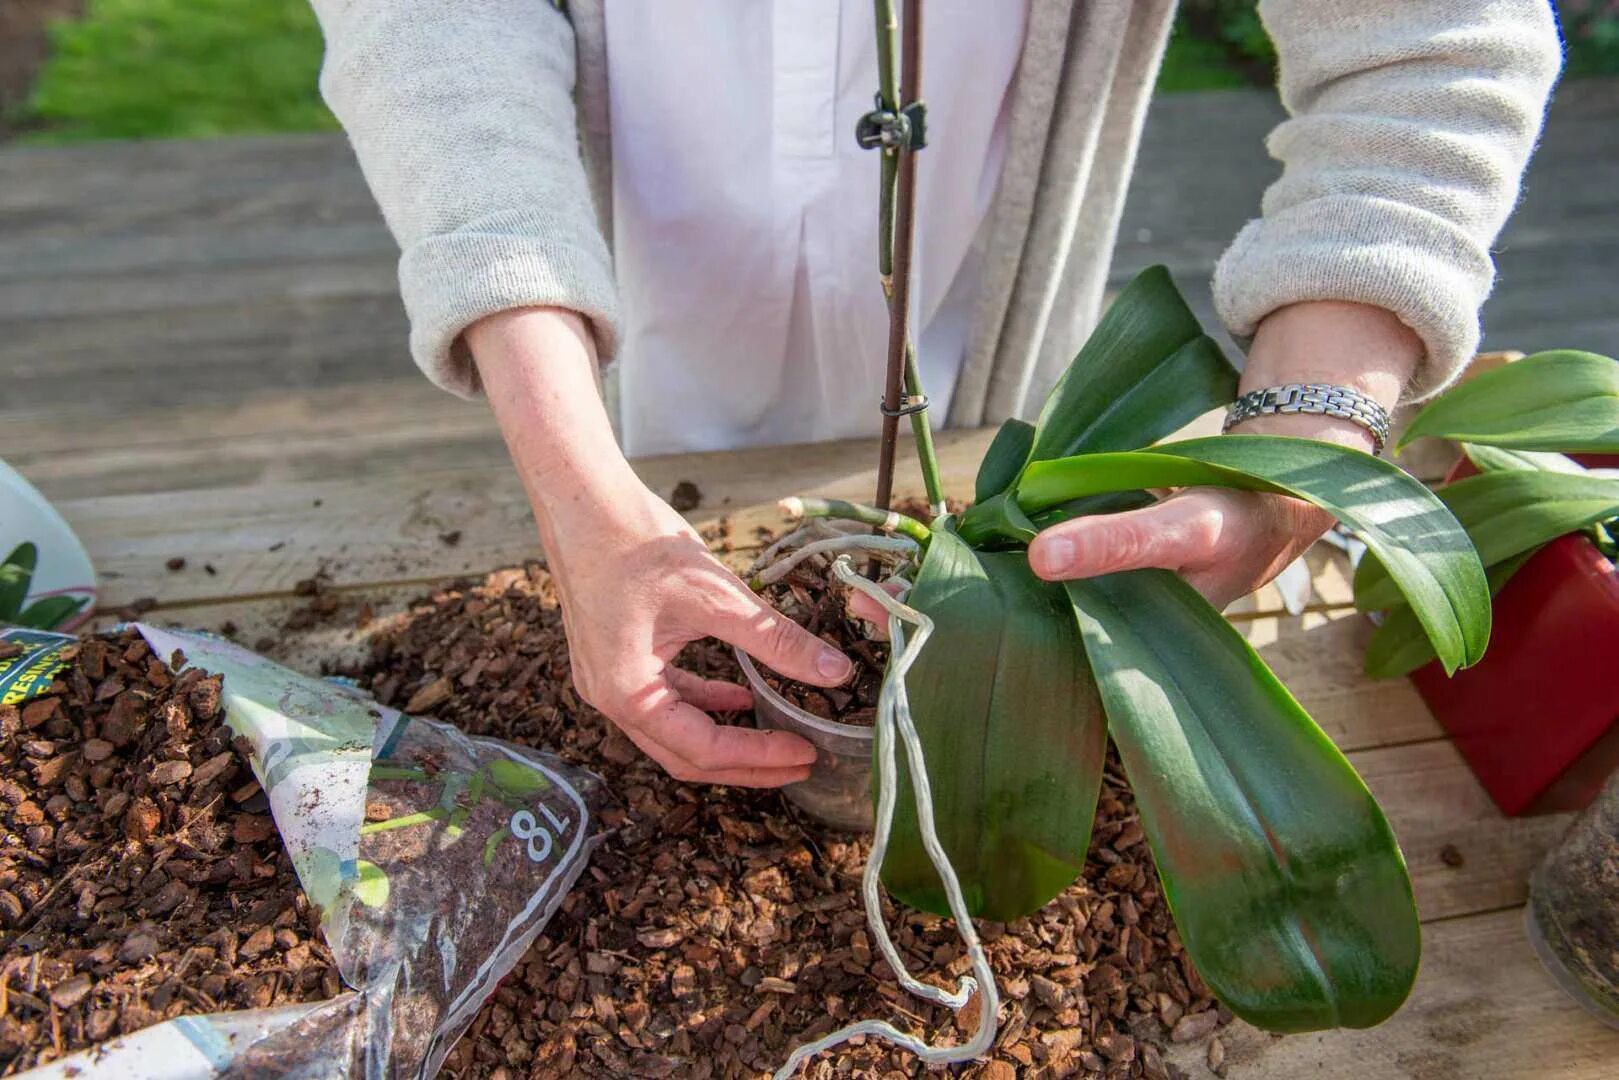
[11,0,1618,143]
[18,0,335,142]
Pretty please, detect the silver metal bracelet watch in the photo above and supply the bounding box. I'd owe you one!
[1222,383,1392,453]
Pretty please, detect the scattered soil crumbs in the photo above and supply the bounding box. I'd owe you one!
[363,562,1227,1078]
[0,628,335,1073]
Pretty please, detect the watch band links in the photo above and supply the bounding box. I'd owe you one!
[1222,383,1392,453]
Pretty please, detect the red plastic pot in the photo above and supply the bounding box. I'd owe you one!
[1409,454,1619,816]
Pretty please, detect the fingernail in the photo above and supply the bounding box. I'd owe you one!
[817,647,852,682]
[1038,536,1075,575]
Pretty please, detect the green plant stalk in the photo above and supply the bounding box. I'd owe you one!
[359,808,448,836]
[789,497,931,543]
[368,764,432,783]
[872,0,946,514]
[483,825,511,867]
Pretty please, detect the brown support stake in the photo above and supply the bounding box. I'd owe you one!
[872,0,924,514]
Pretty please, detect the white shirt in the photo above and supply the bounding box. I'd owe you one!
[605,1,1028,456]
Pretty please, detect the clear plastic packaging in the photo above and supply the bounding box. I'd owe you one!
[22,626,601,1079]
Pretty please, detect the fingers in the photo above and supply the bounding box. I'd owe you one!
[624,687,818,786]
[586,661,817,788]
[845,580,904,628]
[665,666,754,713]
[1029,492,1230,582]
[704,580,854,688]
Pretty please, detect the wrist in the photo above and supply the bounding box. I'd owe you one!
[470,306,647,528]
[1240,300,1420,411]
[1230,300,1419,453]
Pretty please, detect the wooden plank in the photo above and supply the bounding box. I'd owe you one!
[1357,739,1571,921]
[54,416,1350,620]
[0,255,396,322]
[4,381,503,500]
[58,427,1000,608]
[1168,907,1619,1079]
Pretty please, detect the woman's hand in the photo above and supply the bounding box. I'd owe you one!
[1028,300,1421,607]
[470,307,853,787]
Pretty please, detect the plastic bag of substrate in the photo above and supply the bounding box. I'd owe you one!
[23,625,603,1079]
[0,627,76,707]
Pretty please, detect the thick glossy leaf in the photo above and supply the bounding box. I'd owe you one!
[1027,266,1238,463]
[953,491,1038,548]
[1067,569,1419,1031]
[882,527,1107,922]
[0,542,38,622]
[1462,444,1587,475]
[1364,550,1537,677]
[1029,490,1158,529]
[1355,470,1619,612]
[974,418,1036,502]
[1018,436,1490,674]
[1397,350,1619,452]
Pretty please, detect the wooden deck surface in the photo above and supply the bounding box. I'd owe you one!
[3,84,1619,1077]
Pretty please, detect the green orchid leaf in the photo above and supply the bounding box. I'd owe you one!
[953,491,1038,548]
[974,418,1036,502]
[1067,568,1419,1031]
[16,595,88,631]
[1028,490,1159,530]
[1018,435,1490,674]
[1355,470,1619,613]
[1397,350,1619,452]
[1027,266,1238,463]
[882,527,1107,922]
[1,542,39,622]
[1364,550,1538,678]
[1462,444,1588,475]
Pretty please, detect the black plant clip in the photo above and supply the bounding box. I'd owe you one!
[856,96,928,152]
[880,393,931,418]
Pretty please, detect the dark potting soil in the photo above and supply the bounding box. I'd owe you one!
[362,560,1228,1079]
[0,628,337,1073]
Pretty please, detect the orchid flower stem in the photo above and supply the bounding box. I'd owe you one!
[870,0,945,517]
[782,497,931,544]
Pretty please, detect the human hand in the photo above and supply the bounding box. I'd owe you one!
[541,477,854,786]
[1029,300,1421,608]
[469,306,853,787]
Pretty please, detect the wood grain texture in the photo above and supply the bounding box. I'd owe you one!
[1168,907,1619,1079]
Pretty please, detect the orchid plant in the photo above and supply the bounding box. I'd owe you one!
[770,5,1493,1067]
[779,265,1492,1037]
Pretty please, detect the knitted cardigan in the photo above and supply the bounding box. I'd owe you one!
[310,0,1561,422]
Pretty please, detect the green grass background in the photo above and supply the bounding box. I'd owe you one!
[10,0,1619,143]
[17,0,335,142]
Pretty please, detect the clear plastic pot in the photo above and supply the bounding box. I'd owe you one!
[735,648,874,832]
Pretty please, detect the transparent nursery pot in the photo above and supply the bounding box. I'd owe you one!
[735,648,874,832]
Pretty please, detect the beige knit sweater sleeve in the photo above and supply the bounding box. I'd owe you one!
[1213,0,1563,399]
[310,0,617,396]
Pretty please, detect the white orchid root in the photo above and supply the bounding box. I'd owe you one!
[773,556,1000,1079]
[748,535,918,589]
